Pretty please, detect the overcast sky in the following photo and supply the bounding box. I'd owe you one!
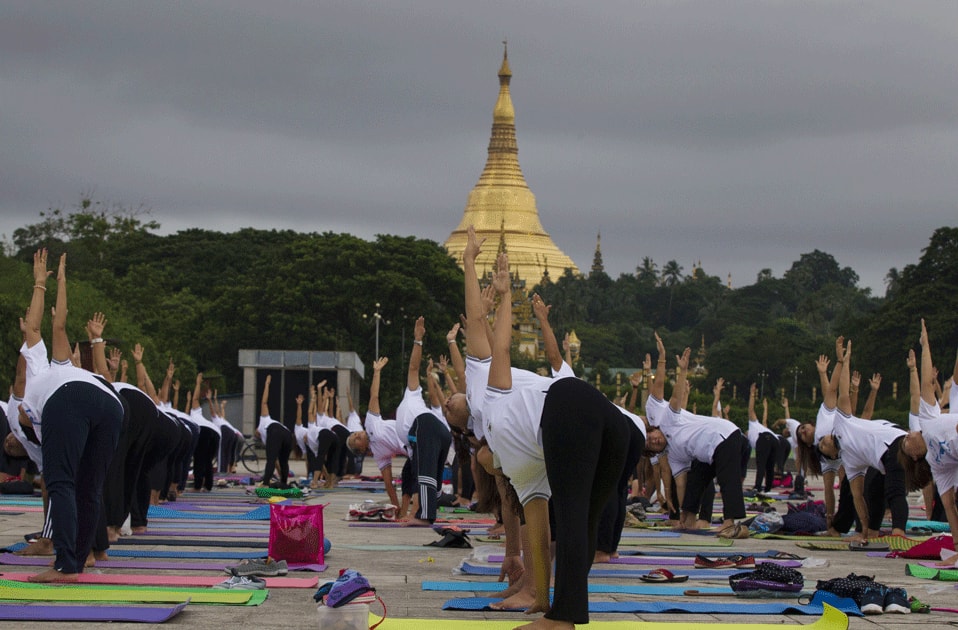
[2,1,956,295]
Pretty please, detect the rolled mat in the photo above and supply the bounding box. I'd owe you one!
[0,572,317,588]
[0,554,325,572]
[906,564,958,581]
[441,591,861,616]
[422,581,731,595]
[370,602,850,628]
[0,582,265,605]
[0,602,187,622]
[457,561,735,579]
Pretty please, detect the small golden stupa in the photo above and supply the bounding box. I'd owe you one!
[445,45,579,287]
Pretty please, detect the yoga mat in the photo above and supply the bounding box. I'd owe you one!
[485,554,802,568]
[422,581,731,595]
[617,536,735,547]
[0,554,325,572]
[442,593,860,616]
[132,530,267,538]
[147,505,271,520]
[0,572,318,588]
[146,522,270,530]
[113,538,267,548]
[458,561,736,579]
[366,603,849,629]
[620,531,681,538]
[619,549,804,559]
[0,583,265,606]
[2,544,266,560]
[752,533,842,541]
[0,602,187,623]
[906,563,958,581]
[797,535,921,552]
[907,519,951,533]
[339,544,450,552]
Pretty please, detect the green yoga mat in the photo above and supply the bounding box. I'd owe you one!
[617,536,734,547]
[796,536,921,552]
[365,602,849,629]
[0,580,266,605]
[906,563,958,581]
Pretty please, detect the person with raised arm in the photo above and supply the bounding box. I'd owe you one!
[773,397,806,498]
[18,251,125,582]
[746,386,779,495]
[257,374,292,488]
[345,357,413,513]
[900,320,958,546]
[816,339,908,541]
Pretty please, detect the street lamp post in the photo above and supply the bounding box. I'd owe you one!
[759,369,768,399]
[791,366,801,401]
[362,303,390,360]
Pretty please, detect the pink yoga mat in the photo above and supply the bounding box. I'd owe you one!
[0,571,318,588]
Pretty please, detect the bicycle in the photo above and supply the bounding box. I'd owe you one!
[239,434,263,475]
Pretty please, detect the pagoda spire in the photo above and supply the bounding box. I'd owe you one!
[444,46,579,288]
[591,232,605,276]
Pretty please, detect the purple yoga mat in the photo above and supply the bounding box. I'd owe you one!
[0,602,188,622]
[136,530,267,538]
[0,552,325,572]
[485,554,802,568]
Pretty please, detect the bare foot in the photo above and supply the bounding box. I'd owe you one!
[29,568,79,583]
[694,520,711,529]
[107,526,120,543]
[514,618,574,630]
[593,550,612,563]
[490,589,536,611]
[400,517,432,527]
[93,550,109,561]
[498,577,524,599]
[487,522,506,536]
[85,552,96,567]
[17,538,54,556]
[131,526,148,535]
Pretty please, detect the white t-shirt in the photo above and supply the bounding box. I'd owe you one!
[830,412,905,479]
[645,395,670,428]
[257,415,281,443]
[616,405,647,439]
[6,395,43,473]
[364,412,408,470]
[346,410,363,433]
[909,413,922,432]
[814,404,837,443]
[657,407,739,476]
[314,413,338,432]
[747,419,775,448]
[293,424,309,454]
[19,339,122,443]
[395,387,449,449]
[483,381,554,505]
[464,355,554,441]
[190,407,220,435]
[784,418,801,454]
[921,412,958,493]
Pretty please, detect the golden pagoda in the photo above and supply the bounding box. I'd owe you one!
[445,45,579,288]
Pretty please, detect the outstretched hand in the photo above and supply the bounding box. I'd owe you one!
[373,356,389,371]
[531,293,551,321]
[86,312,106,339]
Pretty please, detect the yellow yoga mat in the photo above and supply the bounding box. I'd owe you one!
[368,602,848,630]
[0,585,253,605]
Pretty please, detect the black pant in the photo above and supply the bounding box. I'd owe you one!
[42,381,124,574]
[682,460,717,522]
[178,421,200,491]
[753,432,776,491]
[408,413,452,522]
[262,423,292,486]
[686,432,747,521]
[865,436,908,531]
[831,472,858,533]
[331,424,351,477]
[540,378,630,625]
[104,388,158,527]
[774,436,792,477]
[193,426,219,490]
[134,412,182,528]
[597,419,645,554]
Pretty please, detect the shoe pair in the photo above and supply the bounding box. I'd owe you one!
[860,586,910,615]
[693,554,755,569]
[227,558,289,577]
[214,575,267,590]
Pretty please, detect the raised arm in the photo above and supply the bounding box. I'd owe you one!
[668,347,691,413]
[837,339,852,416]
[907,349,920,416]
[531,293,562,373]
[191,372,203,411]
[487,252,513,391]
[463,225,491,359]
[815,354,830,406]
[747,383,758,421]
[85,312,110,379]
[368,357,388,415]
[920,319,936,407]
[159,358,174,404]
[849,371,861,416]
[51,253,71,362]
[711,377,724,418]
[628,370,642,413]
[651,332,667,400]
[295,394,304,427]
[445,323,466,389]
[762,397,768,427]
[132,343,158,402]
[860,373,880,419]
[828,336,845,408]
[407,316,425,392]
[260,374,272,417]
[107,347,122,383]
[24,249,51,349]
[425,359,444,408]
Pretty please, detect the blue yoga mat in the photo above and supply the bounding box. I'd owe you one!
[423,581,731,595]
[147,505,271,520]
[458,561,735,579]
[442,591,862,616]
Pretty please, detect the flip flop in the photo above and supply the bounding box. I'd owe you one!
[639,568,689,583]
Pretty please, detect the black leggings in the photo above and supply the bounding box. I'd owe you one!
[409,413,452,522]
[192,426,219,491]
[685,432,747,522]
[262,423,292,486]
[865,436,908,531]
[540,378,630,625]
[596,419,645,554]
[753,432,776,491]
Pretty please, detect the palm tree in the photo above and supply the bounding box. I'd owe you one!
[636,256,658,285]
[662,260,683,326]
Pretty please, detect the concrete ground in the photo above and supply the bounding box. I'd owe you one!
[2,457,957,629]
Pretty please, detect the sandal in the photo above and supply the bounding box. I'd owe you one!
[640,568,689,583]
[718,524,751,539]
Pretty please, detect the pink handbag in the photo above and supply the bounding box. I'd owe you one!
[268,503,325,564]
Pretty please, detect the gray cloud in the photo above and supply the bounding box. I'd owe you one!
[1,0,956,295]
